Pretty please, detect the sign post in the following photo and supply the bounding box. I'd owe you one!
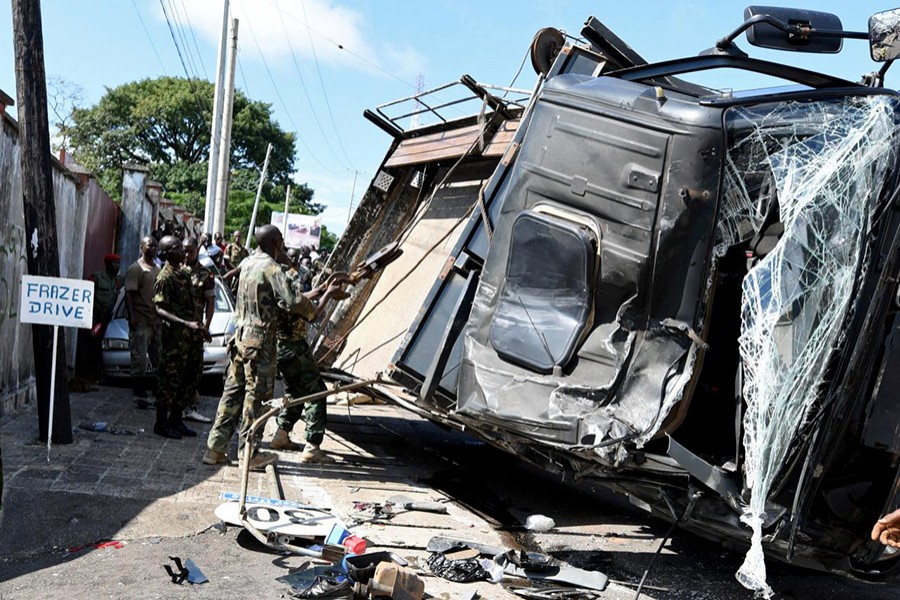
[19,274,94,460]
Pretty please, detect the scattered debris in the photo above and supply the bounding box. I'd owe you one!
[64,539,124,556]
[77,422,136,435]
[344,551,409,584]
[289,574,353,599]
[524,515,555,532]
[386,494,448,514]
[164,556,208,584]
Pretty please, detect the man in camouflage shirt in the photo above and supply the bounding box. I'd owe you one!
[181,237,216,424]
[203,225,345,470]
[153,236,209,439]
[226,230,250,267]
[270,248,347,463]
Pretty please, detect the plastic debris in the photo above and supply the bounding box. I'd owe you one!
[524,514,555,532]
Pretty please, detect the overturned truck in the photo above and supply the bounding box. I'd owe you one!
[318,6,900,594]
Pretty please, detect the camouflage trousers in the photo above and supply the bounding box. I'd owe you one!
[156,325,203,413]
[275,339,327,446]
[129,320,160,396]
[207,334,277,454]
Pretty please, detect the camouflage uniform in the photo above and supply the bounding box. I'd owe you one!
[207,250,311,455]
[153,264,200,415]
[226,242,250,267]
[184,262,216,400]
[275,269,326,445]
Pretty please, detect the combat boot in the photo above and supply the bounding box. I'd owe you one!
[271,428,302,451]
[202,449,228,465]
[168,411,197,437]
[300,443,335,464]
[154,406,182,440]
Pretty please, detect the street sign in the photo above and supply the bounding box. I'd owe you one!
[19,274,94,329]
[215,501,341,539]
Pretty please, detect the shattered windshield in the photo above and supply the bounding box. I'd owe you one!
[717,94,900,596]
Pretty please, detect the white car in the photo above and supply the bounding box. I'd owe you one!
[101,277,235,379]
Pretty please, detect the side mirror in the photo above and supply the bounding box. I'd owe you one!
[744,6,843,53]
[870,8,900,62]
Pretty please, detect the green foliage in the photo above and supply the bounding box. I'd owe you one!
[223,182,319,240]
[319,225,338,251]
[65,76,296,198]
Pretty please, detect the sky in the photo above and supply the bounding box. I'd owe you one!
[0,1,896,236]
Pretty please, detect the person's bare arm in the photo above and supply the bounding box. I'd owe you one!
[155,305,206,333]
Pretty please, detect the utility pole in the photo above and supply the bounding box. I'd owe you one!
[246,143,273,248]
[212,17,239,237]
[203,0,230,233]
[12,0,72,444]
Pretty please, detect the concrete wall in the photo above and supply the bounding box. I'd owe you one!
[117,165,154,269]
[0,110,92,416]
[0,112,32,416]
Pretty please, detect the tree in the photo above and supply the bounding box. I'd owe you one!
[46,75,83,152]
[224,182,318,237]
[65,76,296,197]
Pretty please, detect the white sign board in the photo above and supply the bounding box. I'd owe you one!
[19,274,94,329]
[272,212,321,249]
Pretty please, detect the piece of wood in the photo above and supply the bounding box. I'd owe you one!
[12,0,71,443]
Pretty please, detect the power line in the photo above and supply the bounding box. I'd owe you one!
[274,3,350,170]
[130,0,167,73]
[259,0,417,90]
[174,0,209,79]
[157,0,213,147]
[164,0,202,82]
[236,3,344,175]
[298,0,356,170]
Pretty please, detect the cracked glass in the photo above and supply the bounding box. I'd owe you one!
[717,94,900,597]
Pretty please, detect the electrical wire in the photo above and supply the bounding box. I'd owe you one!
[164,0,203,82]
[274,2,351,170]
[298,0,357,170]
[130,0,167,74]
[236,3,344,175]
[633,492,700,600]
[174,0,209,79]
[157,0,212,133]
[259,0,417,90]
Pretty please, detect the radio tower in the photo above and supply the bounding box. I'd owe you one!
[409,73,425,129]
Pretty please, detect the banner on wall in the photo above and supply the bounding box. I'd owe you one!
[271,212,321,249]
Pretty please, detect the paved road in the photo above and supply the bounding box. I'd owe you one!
[0,384,898,599]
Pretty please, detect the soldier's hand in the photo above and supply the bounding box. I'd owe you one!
[326,271,352,287]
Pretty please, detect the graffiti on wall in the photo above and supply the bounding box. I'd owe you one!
[0,223,27,326]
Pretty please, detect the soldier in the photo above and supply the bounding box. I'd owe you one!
[80,253,122,381]
[181,237,215,424]
[153,236,209,439]
[124,236,160,406]
[226,230,250,267]
[203,225,346,470]
[270,248,348,463]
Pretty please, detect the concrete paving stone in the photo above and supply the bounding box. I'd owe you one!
[49,481,98,494]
